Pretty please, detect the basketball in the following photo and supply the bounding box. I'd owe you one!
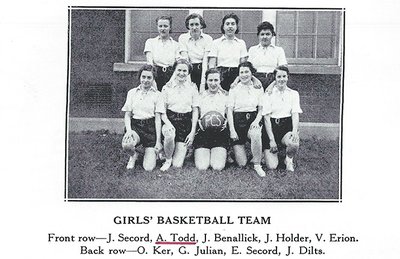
[199,111,226,131]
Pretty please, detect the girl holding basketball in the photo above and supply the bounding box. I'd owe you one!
[227,61,266,177]
[159,59,200,171]
[121,65,164,171]
[193,68,230,171]
[262,66,302,172]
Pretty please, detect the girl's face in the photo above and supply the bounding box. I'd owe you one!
[223,18,237,37]
[275,69,289,90]
[140,70,154,89]
[157,19,171,38]
[239,66,252,85]
[258,29,273,47]
[175,64,189,82]
[206,73,221,92]
[188,17,201,36]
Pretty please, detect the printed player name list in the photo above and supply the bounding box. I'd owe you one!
[47,216,360,257]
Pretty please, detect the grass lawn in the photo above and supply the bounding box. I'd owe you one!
[67,131,340,200]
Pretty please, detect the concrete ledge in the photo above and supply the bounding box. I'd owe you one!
[113,62,341,75]
[68,117,340,140]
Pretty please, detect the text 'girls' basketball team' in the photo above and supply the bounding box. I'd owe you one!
[121,13,302,177]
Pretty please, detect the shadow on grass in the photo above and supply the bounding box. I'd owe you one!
[67,131,340,200]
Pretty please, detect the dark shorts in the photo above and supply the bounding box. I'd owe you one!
[254,72,275,91]
[218,67,239,91]
[232,111,262,145]
[130,118,156,148]
[191,63,202,90]
[167,110,192,143]
[155,65,174,91]
[193,127,229,149]
[271,117,293,147]
[261,125,271,150]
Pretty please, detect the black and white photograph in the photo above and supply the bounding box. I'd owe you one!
[66,7,344,200]
[3,0,400,258]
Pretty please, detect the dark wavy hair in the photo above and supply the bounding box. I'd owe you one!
[220,13,240,34]
[257,21,276,36]
[137,64,156,81]
[205,68,222,81]
[185,13,207,30]
[156,15,173,32]
[273,65,290,78]
[238,61,256,74]
[172,59,193,75]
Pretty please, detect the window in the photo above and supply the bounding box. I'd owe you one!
[276,11,342,65]
[127,9,189,61]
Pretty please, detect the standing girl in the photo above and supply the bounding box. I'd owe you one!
[179,13,213,92]
[208,13,248,91]
[144,15,183,91]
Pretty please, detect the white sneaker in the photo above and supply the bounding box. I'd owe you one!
[126,153,138,170]
[254,164,266,177]
[160,159,172,171]
[285,157,294,172]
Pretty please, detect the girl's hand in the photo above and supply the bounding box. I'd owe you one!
[154,141,163,153]
[230,76,240,89]
[184,131,195,146]
[230,130,239,141]
[265,80,276,94]
[291,131,299,143]
[269,139,278,153]
[252,75,262,89]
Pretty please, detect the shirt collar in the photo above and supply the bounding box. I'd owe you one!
[157,36,173,41]
[258,43,275,49]
[272,86,291,94]
[237,81,254,89]
[188,31,204,40]
[221,35,239,42]
[171,80,191,89]
[137,85,157,92]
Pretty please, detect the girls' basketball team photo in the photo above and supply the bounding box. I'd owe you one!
[67,7,344,200]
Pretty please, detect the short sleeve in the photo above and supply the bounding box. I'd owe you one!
[155,92,166,114]
[175,41,184,60]
[208,40,218,57]
[143,38,153,54]
[191,84,200,107]
[204,35,213,53]
[257,89,264,107]
[178,35,188,52]
[121,91,133,112]
[277,47,288,66]
[160,87,169,111]
[261,94,272,116]
[227,88,236,108]
[291,91,303,114]
[247,46,255,63]
[239,40,248,59]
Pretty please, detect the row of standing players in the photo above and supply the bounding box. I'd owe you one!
[122,13,301,176]
[122,60,302,177]
[146,13,287,92]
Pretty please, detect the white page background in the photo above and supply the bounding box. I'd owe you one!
[1,0,399,258]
